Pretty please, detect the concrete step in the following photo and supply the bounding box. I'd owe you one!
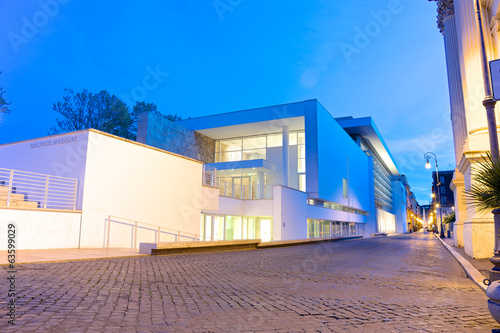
[140,239,261,255]
[0,198,39,208]
[10,200,38,208]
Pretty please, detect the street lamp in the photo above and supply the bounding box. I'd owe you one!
[424,152,445,238]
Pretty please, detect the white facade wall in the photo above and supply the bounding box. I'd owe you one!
[273,186,308,240]
[79,131,204,248]
[392,180,407,234]
[0,129,208,249]
[315,105,371,212]
[0,209,82,249]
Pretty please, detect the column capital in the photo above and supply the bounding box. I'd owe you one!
[430,0,455,34]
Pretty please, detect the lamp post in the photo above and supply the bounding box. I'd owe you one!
[424,152,445,238]
[474,0,500,282]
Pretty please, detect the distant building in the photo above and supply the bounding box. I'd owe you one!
[393,175,422,232]
[432,170,455,235]
[421,204,433,230]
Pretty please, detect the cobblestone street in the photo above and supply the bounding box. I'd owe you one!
[1,232,498,332]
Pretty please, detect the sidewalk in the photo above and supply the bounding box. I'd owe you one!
[436,234,491,291]
[0,247,146,265]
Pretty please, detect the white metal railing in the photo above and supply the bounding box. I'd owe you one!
[0,168,78,210]
[105,215,214,249]
[202,165,217,188]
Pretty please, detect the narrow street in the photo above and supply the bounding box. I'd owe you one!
[1,232,497,332]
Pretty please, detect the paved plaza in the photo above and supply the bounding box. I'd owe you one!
[1,232,499,332]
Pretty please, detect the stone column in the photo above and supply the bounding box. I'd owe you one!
[439,1,468,164]
[453,0,489,132]
[282,126,289,187]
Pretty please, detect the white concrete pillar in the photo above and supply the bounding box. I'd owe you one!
[258,171,266,199]
[282,126,289,187]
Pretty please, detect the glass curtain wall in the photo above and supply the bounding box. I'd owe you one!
[215,131,304,163]
[359,139,393,212]
[215,131,306,197]
[201,215,272,242]
[306,219,365,238]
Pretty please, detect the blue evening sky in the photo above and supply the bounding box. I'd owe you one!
[0,0,452,204]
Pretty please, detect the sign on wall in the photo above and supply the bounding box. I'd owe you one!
[490,59,500,101]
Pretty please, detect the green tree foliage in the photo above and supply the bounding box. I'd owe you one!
[133,101,182,122]
[465,153,500,212]
[51,89,136,139]
[0,72,11,114]
[443,211,455,224]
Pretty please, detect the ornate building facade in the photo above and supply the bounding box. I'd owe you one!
[430,0,500,258]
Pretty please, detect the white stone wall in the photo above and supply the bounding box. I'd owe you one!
[0,209,82,250]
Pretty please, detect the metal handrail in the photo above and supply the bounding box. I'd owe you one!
[202,165,218,188]
[106,215,214,249]
[0,167,78,210]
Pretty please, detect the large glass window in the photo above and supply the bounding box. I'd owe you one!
[220,139,242,152]
[243,136,266,149]
[215,131,304,162]
[299,174,306,192]
[242,149,266,160]
[307,219,365,238]
[225,216,242,240]
[267,133,282,147]
[202,215,270,241]
[297,134,305,173]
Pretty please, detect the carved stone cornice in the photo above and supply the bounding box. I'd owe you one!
[429,0,455,34]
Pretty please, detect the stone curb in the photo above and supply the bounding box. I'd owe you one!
[434,234,487,292]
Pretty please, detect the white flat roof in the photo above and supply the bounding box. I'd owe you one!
[336,117,400,176]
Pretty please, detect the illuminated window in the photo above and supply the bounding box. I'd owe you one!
[267,133,282,148]
[297,131,305,173]
[215,131,304,162]
[299,174,306,192]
